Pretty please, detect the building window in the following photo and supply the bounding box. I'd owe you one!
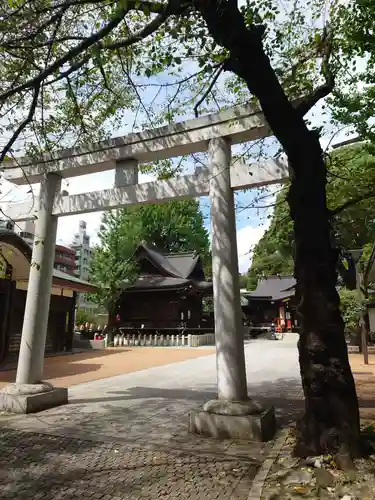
[20,231,34,239]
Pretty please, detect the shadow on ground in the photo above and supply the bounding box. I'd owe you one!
[0,428,258,500]
[0,349,133,386]
[0,348,130,372]
[69,377,304,428]
[0,377,303,499]
[0,362,105,385]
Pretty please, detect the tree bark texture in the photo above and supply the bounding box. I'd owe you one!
[197,0,361,457]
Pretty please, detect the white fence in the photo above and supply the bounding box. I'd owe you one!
[106,332,215,348]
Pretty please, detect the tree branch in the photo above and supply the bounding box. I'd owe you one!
[100,1,186,51]
[2,6,69,45]
[296,25,335,117]
[330,191,375,216]
[0,0,182,103]
[194,62,224,117]
[0,84,40,163]
[1,36,89,50]
[66,76,88,135]
[4,0,167,19]
[0,3,133,102]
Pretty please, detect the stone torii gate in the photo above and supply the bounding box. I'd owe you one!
[0,103,288,440]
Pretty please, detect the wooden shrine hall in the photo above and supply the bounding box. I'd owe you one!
[115,244,213,332]
[0,229,97,365]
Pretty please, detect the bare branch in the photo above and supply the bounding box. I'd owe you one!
[67,77,88,135]
[194,62,224,117]
[46,54,92,86]
[296,25,335,117]
[0,84,40,163]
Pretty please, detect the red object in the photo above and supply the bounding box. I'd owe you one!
[287,319,292,331]
[94,334,103,340]
[116,314,120,322]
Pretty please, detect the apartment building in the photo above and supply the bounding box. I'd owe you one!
[1,220,77,276]
[70,220,96,313]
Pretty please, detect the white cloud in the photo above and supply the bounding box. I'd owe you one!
[236,225,268,274]
[56,169,156,246]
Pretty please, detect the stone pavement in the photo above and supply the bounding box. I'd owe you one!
[0,337,303,499]
[0,346,216,389]
[0,428,258,500]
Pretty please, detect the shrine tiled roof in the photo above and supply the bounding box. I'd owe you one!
[122,274,213,293]
[244,276,296,301]
[120,244,212,293]
[139,244,201,279]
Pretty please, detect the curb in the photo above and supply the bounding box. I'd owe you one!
[247,429,289,500]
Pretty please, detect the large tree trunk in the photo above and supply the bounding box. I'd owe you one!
[197,0,361,458]
[287,135,361,458]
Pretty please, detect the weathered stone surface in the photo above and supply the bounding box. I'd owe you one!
[314,458,322,468]
[284,469,313,485]
[189,406,276,441]
[279,457,300,469]
[1,382,54,395]
[89,339,106,350]
[315,467,335,487]
[0,387,67,413]
[203,398,263,415]
[0,428,258,499]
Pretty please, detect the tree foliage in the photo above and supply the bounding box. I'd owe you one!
[89,199,210,313]
[248,144,375,288]
[329,0,375,143]
[0,0,335,167]
[339,288,361,335]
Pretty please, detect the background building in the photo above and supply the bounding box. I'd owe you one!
[71,220,91,281]
[17,220,35,247]
[0,220,77,276]
[54,244,76,276]
[70,220,96,313]
[0,218,97,316]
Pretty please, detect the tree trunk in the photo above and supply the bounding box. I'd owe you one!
[103,304,118,343]
[287,136,361,458]
[197,0,361,458]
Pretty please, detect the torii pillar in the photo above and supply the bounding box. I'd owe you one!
[0,173,68,413]
[189,138,276,441]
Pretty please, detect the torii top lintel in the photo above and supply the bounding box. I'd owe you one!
[3,102,272,186]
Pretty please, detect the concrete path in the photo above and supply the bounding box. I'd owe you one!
[0,336,302,500]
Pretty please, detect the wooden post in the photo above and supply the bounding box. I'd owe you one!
[361,316,369,365]
[356,269,369,365]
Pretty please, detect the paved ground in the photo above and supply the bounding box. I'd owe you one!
[0,346,216,389]
[0,336,303,499]
[1,336,374,499]
[350,353,375,420]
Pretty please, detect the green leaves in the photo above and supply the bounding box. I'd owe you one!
[328,0,375,143]
[339,288,361,333]
[248,144,375,287]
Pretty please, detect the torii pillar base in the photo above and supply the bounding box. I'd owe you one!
[0,383,67,414]
[189,399,276,442]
